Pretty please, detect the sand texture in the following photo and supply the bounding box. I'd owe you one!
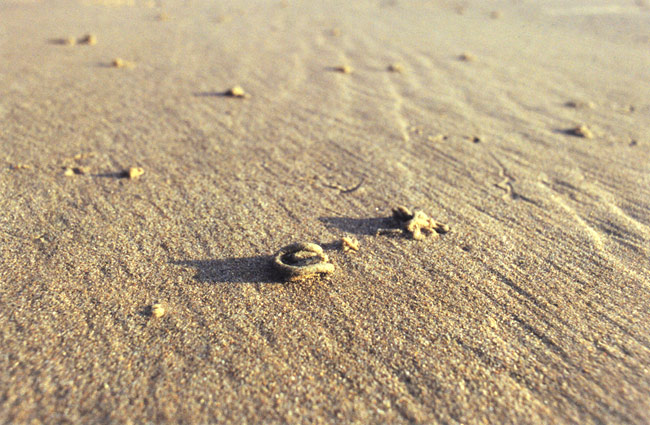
[1,0,650,423]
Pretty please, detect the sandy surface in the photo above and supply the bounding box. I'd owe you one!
[1,0,649,423]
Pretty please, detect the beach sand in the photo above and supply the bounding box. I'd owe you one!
[1,0,649,423]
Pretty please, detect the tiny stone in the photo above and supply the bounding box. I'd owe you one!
[226,85,248,98]
[388,63,404,73]
[79,34,97,45]
[63,167,75,177]
[128,167,144,179]
[74,166,91,175]
[459,52,475,62]
[568,125,594,139]
[151,303,165,318]
[334,65,353,74]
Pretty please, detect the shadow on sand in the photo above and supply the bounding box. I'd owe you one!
[319,216,396,236]
[172,255,282,284]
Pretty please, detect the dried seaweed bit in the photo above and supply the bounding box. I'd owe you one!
[392,206,450,240]
[151,303,165,318]
[273,242,335,281]
[334,65,353,74]
[341,236,360,252]
[567,125,594,139]
[128,167,144,179]
[226,85,250,98]
[79,34,97,45]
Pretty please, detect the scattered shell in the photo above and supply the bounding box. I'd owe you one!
[568,125,594,139]
[334,65,353,74]
[128,167,144,179]
[388,63,405,73]
[79,34,97,45]
[341,236,360,252]
[151,303,165,318]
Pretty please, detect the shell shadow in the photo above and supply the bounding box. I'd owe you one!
[171,255,282,284]
[319,216,397,235]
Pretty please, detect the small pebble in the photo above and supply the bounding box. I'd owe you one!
[388,63,405,73]
[334,65,353,74]
[459,52,475,62]
[226,85,249,98]
[151,303,165,318]
[128,167,144,179]
[63,167,75,177]
[112,58,134,68]
[64,37,76,46]
[568,125,594,139]
[79,34,97,45]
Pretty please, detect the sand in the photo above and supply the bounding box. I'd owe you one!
[1,0,649,423]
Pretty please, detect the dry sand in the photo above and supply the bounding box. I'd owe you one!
[1,0,650,423]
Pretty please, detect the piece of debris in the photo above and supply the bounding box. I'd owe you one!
[226,85,249,98]
[79,34,97,45]
[151,303,165,318]
[459,52,475,62]
[567,125,594,139]
[73,166,91,175]
[63,167,75,177]
[330,28,341,37]
[391,205,450,240]
[471,135,482,143]
[388,63,405,73]
[156,12,171,21]
[128,167,144,179]
[112,58,135,68]
[341,236,360,252]
[64,37,76,46]
[428,134,448,142]
[334,65,353,74]
[273,242,335,281]
[10,164,31,170]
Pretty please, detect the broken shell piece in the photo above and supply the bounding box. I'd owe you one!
[334,65,353,74]
[341,236,360,252]
[226,85,249,98]
[79,34,97,45]
[273,242,335,281]
[388,63,405,73]
[128,167,144,179]
[151,303,165,318]
[568,125,594,139]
